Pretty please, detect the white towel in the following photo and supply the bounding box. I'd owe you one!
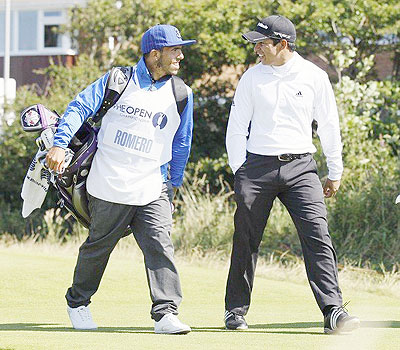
[21,126,75,217]
[21,151,51,218]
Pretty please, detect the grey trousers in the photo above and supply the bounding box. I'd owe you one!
[225,152,343,315]
[65,184,182,321]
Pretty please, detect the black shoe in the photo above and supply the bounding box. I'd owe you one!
[324,303,360,334]
[224,310,248,330]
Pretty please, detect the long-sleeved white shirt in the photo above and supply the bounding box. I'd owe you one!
[226,52,343,180]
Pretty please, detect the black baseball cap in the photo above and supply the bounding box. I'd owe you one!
[242,15,296,43]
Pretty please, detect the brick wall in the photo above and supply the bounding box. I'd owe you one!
[0,55,76,88]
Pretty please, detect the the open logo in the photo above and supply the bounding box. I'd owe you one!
[152,112,168,129]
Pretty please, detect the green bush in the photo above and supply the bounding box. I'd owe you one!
[325,66,400,268]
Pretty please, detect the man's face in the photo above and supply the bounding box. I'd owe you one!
[254,38,281,65]
[157,46,184,76]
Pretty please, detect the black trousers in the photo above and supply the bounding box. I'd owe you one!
[65,185,182,321]
[225,152,343,315]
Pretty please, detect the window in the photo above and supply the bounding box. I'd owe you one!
[18,11,38,51]
[0,8,72,56]
[44,25,61,48]
[0,10,15,52]
[0,12,4,52]
[44,11,62,17]
[41,10,65,51]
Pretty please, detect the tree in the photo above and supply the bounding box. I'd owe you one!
[276,0,400,80]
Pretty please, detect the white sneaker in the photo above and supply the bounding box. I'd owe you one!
[67,305,98,330]
[154,313,191,334]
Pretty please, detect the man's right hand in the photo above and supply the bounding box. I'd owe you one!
[45,146,66,173]
[323,178,340,198]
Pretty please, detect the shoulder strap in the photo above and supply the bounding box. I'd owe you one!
[92,66,133,123]
[93,69,187,123]
[171,75,189,117]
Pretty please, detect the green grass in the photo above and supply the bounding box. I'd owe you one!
[0,243,399,350]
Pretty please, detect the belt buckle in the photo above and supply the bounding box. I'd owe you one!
[278,154,292,162]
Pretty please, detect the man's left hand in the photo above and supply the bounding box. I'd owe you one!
[323,179,340,198]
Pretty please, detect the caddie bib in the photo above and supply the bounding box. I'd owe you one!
[86,73,181,205]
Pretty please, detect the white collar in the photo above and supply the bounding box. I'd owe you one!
[259,52,303,75]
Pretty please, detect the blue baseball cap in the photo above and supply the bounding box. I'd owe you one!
[141,24,196,54]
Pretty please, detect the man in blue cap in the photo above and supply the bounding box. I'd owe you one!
[46,24,196,334]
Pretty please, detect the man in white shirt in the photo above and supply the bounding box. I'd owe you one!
[224,15,359,334]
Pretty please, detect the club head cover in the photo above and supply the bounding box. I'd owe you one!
[21,104,60,132]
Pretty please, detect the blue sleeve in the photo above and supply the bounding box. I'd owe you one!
[53,72,110,148]
[169,90,194,187]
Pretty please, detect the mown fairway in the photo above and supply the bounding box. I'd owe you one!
[0,244,399,350]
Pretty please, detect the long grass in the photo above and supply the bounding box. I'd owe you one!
[173,174,235,255]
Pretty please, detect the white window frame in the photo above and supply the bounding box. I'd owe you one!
[39,10,71,53]
[1,8,76,57]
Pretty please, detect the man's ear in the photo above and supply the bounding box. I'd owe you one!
[149,49,161,61]
[280,39,289,50]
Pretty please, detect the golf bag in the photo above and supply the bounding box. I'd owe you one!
[21,104,98,228]
[20,68,188,228]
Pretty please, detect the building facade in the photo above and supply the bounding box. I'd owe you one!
[0,0,86,88]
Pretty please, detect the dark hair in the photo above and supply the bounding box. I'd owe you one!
[271,37,296,52]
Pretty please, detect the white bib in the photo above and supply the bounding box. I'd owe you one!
[103,122,163,161]
[86,74,181,205]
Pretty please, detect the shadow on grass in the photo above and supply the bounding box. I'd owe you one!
[192,326,323,336]
[360,321,400,328]
[249,320,400,330]
[0,323,154,334]
[1,320,399,335]
[193,320,400,335]
[194,322,323,335]
[0,322,322,335]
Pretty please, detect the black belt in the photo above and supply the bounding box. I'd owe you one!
[277,153,310,162]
